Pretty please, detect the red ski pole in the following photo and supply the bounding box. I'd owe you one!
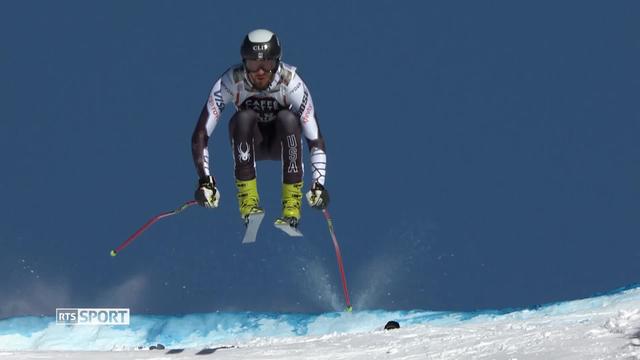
[322,208,352,312]
[110,200,197,257]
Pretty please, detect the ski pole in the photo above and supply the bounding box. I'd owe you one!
[110,200,197,257]
[322,208,353,312]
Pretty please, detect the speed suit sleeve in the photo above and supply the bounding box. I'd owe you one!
[287,73,327,186]
[191,71,234,179]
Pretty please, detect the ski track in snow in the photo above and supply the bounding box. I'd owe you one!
[2,286,640,359]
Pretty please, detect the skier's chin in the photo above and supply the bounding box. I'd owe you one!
[249,75,272,90]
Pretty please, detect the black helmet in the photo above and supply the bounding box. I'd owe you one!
[240,29,282,61]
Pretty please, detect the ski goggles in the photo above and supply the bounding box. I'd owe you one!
[244,59,278,73]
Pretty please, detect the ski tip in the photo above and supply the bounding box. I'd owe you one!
[110,250,118,257]
[241,211,265,244]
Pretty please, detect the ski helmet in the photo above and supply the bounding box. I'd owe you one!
[241,29,282,61]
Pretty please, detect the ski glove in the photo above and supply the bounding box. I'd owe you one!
[306,182,330,210]
[195,176,219,208]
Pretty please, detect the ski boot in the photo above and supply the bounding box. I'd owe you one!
[274,181,303,236]
[236,178,263,222]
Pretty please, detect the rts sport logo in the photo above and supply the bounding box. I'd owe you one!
[56,308,130,326]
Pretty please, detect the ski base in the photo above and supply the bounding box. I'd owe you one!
[242,211,265,244]
[274,218,303,237]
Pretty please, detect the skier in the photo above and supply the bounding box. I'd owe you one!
[191,29,329,233]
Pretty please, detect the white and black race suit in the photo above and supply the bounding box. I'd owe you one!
[191,62,327,185]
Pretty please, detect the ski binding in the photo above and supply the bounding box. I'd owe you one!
[274,218,303,237]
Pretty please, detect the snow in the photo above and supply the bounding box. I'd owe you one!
[1,285,640,359]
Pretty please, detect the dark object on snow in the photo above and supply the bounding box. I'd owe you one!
[149,343,166,350]
[384,321,400,330]
[196,346,236,355]
[196,348,217,355]
[166,349,184,354]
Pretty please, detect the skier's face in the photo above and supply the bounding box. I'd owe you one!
[247,68,273,90]
[245,59,277,90]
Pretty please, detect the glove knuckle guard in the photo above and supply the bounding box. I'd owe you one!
[306,184,329,209]
[195,176,219,208]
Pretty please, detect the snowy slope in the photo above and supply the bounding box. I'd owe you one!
[2,285,640,359]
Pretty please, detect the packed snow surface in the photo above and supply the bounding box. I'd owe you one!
[2,285,640,359]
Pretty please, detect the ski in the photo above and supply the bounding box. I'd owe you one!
[274,218,303,237]
[242,211,265,244]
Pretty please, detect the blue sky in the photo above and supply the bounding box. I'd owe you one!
[1,1,639,317]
